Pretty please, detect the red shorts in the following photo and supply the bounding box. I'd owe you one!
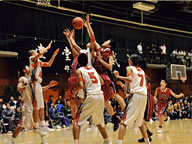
[144,94,155,120]
[100,73,116,102]
[68,74,78,100]
[157,102,168,116]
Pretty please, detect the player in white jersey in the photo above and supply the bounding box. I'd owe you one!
[28,40,59,135]
[114,54,150,144]
[9,66,58,144]
[72,53,112,144]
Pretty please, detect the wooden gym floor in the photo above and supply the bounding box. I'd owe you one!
[1,119,192,144]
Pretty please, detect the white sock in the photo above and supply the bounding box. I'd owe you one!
[40,120,46,127]
[117,139,123,144]
[74,139,79,144]
[144,138,150,144]
[34,122,39,129]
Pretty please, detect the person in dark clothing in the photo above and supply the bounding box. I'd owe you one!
[9,96,16,110]
[55,95,65,105]
[48,103,70,127]
[47,95,54,108]
[63,99,72,119]
[16,96,22,108]
[2,103,15,131]
[0,97,5,120]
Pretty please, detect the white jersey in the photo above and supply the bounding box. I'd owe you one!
[29,56,43,83]
[80,48,92,67]
[78,66,103,96]
[20,76,33,113]
[129,66,147,96]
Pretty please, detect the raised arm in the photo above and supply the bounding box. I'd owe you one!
[114,67,133,82]
[72,70,84,97]
[31,40,53,62]
[84,15,100,52]
[170,90,184,99]
[68,29,81,54]
[41,48,59,67]
[63,29,79,58]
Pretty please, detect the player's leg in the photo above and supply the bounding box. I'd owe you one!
[112,93,125,111]
[139,124,150,144]
[117,124,126,144]
[105,100,115,116]
[70,99,78,119]
[73,124,81,144]
[97,124,111,144]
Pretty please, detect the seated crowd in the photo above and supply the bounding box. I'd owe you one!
[135,42,192,67]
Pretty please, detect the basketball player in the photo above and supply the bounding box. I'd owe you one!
[63,28,92,120]
[9,65,58,144]
[28,40,59,134]
[84,15,125,131]
[154,79,184,133]
[114,54,150,144]
[72,53,112,144]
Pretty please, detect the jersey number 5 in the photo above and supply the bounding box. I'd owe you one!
[88,72,98,84]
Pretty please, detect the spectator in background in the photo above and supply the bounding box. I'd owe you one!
[63,99,72,119]
[160,43,166,55]
[167,100,175,119]
[2,103,15,132]
[0,97,5,120]
[56,100,64,114]
[47,95,54,108]
[48,102,70,128]
[55,95,65,105]
[137,42,143,54]
[174,101,181,119]
[16,96,22,108]
[9,96,17,111]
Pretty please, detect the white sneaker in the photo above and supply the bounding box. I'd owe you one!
[40,126,54,132]
[86,125,96,132]
[157,128,163,133]
[8,141,15,144]
[34,128,48,136]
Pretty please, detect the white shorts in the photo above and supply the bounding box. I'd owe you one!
[32,82,44,110]
[77,94,104,127]
[122,94,147,127]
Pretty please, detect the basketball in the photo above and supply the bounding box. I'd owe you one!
[72,17,84,30]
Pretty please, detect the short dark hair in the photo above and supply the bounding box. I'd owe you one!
[109,39,116,51]
[130,54,141,66]
[161,79,168,84]
[78,53,88,66]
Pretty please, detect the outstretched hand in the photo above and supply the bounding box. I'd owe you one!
[63,28,71,39]
[49,80,58,87]
[84,14,92,28]
[47,40,53,49]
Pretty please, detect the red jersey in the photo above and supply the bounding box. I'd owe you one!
[94,48,113,74]
[156,87,171,104]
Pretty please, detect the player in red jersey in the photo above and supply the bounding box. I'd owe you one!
[154,79,184,133]
[84,15,125,131]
